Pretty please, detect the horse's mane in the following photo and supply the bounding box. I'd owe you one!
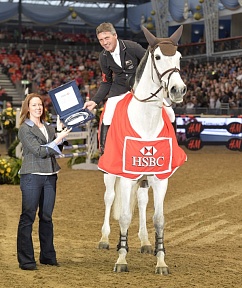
[133,48,149,90]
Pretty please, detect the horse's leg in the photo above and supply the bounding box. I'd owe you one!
[149,176,169,275]
[137,183,153,254]
[114,179,135,272]
[98,173,116,249]
[114,232,129,272]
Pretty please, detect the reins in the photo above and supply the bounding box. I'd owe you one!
[132,86,163,102]
[132,44,180,105]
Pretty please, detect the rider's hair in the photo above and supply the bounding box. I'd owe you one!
[96,22,117,36]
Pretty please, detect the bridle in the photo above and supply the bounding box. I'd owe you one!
[132,43,181,105]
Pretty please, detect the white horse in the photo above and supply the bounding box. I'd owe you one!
[98,25,187,274]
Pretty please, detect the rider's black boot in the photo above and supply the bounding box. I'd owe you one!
[100,122,110,155]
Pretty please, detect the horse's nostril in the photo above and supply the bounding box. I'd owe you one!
[170,86,176,93]
[170,86,186,95]
[182,87,187,94]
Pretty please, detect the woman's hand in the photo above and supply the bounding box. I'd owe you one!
[55,127,72,144]
[56,115,64,131]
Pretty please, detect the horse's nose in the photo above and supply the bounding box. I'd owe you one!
[170,85,187,95]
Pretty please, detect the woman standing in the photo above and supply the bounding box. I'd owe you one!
[17,93,71,270]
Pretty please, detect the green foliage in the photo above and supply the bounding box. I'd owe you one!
[90,150,101,164]
[66,139,86,167]
[0,156,22,185]
[0,107,16,130]
[8,138,20,158]
[67,155,86,168]
[71,139,84,145]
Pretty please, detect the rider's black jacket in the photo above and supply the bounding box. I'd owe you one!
[92,39,146,105]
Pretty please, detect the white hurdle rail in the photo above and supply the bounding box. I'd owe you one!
[55,144,87,159]
[15,108,99,170]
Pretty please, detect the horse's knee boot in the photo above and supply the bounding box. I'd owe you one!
[100,123,110,155]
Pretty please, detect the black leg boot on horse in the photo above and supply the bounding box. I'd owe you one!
[100,122,110,155]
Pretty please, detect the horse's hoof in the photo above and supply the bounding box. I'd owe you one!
[113,264,129,273]
[98,242,109,250]
[140,245,153,254]
[155,266,169,275]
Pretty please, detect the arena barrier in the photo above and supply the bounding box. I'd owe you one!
[15,108,99,170]
[176,115,242,151]
[64,121,99,170]
[55,144,87,159]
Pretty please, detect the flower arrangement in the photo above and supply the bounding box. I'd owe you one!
[0,107,16,130]
[0,157,22,185]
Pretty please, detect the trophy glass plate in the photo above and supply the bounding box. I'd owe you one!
[48,80,95,127]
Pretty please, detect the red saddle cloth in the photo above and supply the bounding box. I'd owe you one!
[98,93,187,180]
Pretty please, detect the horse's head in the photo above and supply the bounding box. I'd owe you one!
[141,25,187,104]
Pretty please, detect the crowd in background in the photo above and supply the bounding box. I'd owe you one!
[1,44,242,115]
[178,57,242,114]
[0,46,101,112]
[0,27,96,44]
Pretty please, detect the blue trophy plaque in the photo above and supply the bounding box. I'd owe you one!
[48,80,95,127]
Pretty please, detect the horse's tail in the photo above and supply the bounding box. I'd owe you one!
[112,179,139,221]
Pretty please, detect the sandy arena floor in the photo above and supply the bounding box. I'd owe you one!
[0,145,242,288]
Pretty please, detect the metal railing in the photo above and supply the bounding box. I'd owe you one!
[174,107,242,117]
[178,36,242,60]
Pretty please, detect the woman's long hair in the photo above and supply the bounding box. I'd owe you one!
[20,93,46,125]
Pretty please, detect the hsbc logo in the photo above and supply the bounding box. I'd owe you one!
[132,145,165,167]
[140,146,157,156]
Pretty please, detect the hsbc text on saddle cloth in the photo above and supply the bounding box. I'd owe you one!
[122,136,173,175]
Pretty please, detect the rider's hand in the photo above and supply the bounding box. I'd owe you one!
[83,100,97,111]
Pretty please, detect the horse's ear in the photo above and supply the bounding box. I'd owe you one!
[170,25,183,45]
[141,25,159,48]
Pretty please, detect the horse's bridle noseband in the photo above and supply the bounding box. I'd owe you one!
[133,44,181,104]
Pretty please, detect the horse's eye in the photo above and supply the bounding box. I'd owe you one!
[155,55,161,60]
